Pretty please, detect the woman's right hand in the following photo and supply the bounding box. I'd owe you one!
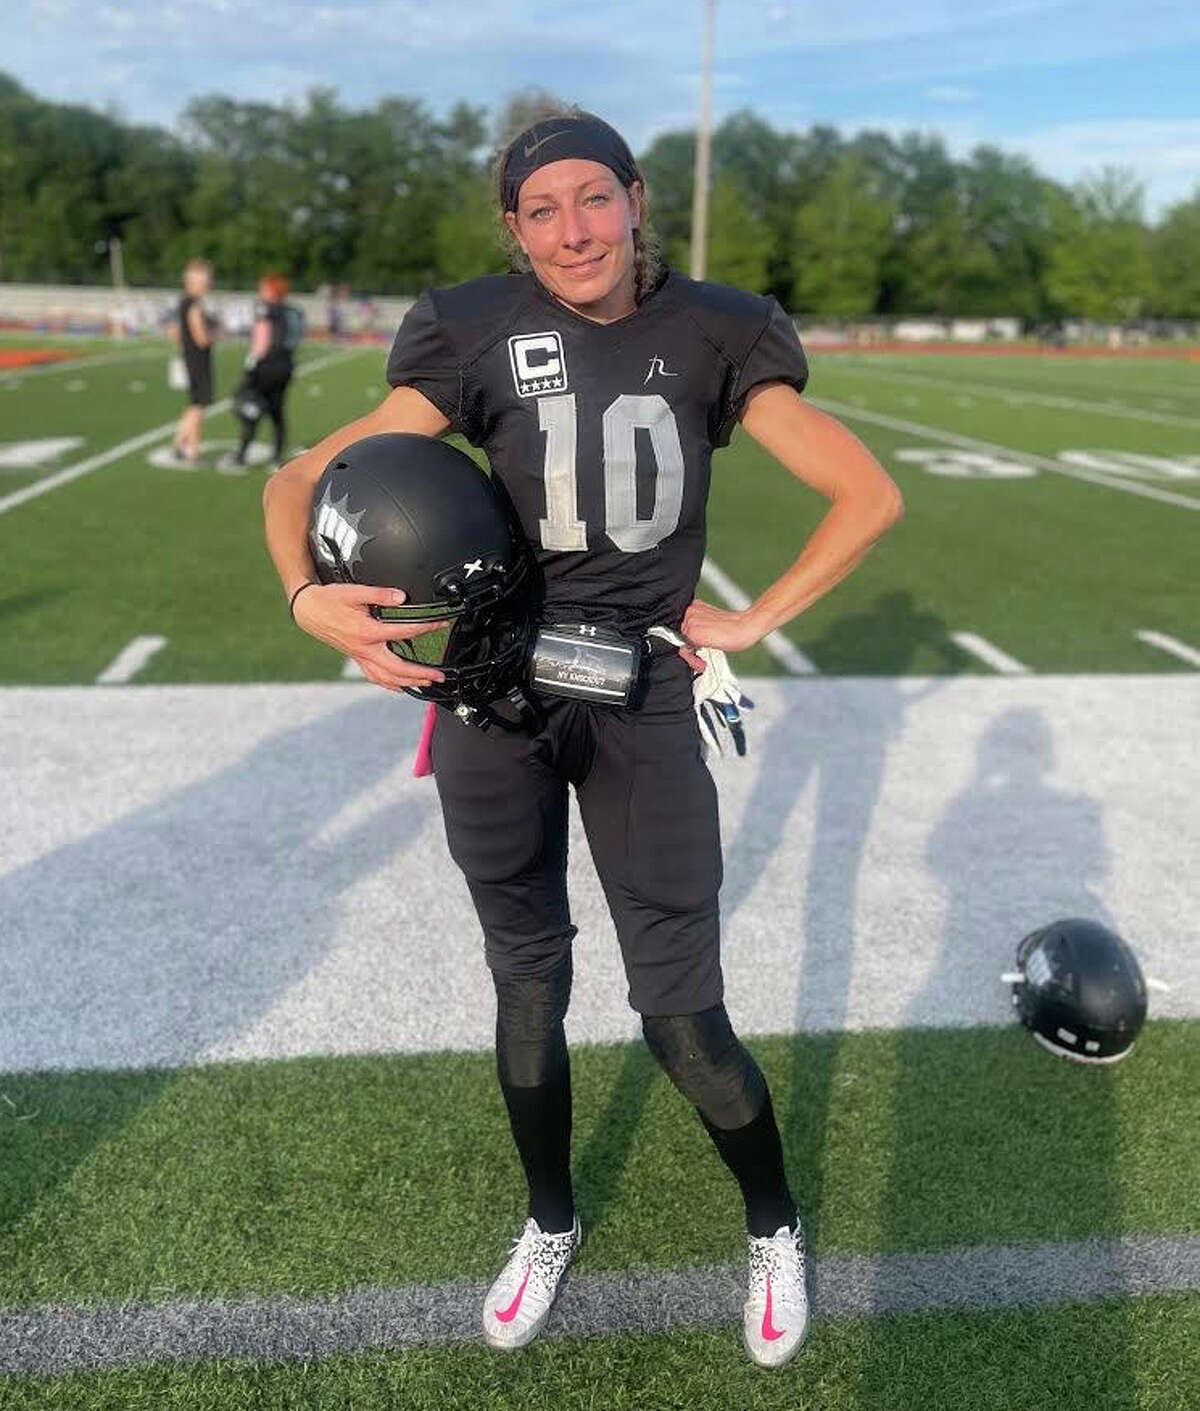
[292,582,449,693]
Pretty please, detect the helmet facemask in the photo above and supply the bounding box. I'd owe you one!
[375,551,542,709]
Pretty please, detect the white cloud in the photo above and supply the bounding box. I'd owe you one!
[5,0,1200,219]
[741,0,1069,49]
[925,84,978,103]
[1016,118,1200,213]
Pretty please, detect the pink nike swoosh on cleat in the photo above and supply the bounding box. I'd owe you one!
[495,1263,532,1323]
[761,1273,786,1341]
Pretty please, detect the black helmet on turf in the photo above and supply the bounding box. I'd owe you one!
[308,433,541,712]
[1009,918,1147,1063]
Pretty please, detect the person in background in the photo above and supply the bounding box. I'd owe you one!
[327,283,346,342]
[230,274,304,470]
[170,259,217,465]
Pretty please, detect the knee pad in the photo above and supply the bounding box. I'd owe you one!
[494,955,572,1088]
[642,1004,766,1130]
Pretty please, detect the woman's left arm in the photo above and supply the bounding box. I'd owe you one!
[682,382,904,653]
[248,318,271,365]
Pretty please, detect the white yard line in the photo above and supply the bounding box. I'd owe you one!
[0,348,369,517]
[827,359,1200,431]
[812,396,1200,512]
[1136,630,1200,668]
[341,657,366,679]
[950,632,1030,675]
[96,636,167,684]
[700,557,817,674]
[4,1234,1197,1374]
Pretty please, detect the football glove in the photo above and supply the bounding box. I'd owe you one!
[647,627,754,759]
[692,646,754,757]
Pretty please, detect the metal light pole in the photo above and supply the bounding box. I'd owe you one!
[108,236,126,291]
[689,0,716,281]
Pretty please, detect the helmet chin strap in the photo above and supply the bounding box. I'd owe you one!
[453,685,544,734]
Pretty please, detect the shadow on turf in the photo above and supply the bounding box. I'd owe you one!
[853,705,1138,1405]
[567,593,961,1243]
[555,593,963,1245]
[720,591,959,1248]
[720,631,1140,1396]
[0,588,70,626]
[794,588,971,676]
[0,696,433,1243]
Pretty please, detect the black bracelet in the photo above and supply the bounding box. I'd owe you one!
[288,580,318,621]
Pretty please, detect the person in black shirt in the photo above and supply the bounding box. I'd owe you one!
[170,258,217,464]
[231,274,304,469]
[263,110,903,1367]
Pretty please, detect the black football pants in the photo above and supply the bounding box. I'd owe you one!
[237,362,291,462]
[430,652,724,1016]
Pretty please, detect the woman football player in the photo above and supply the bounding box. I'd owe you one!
[264,108,902,1369]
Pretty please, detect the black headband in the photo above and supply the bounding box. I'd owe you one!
[501,114,640,212]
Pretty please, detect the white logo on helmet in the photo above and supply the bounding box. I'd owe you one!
[1025,947,1053,988]
[312,494,369,573]
[463,558,484,577]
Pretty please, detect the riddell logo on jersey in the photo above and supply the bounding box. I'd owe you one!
[509,332,568,398]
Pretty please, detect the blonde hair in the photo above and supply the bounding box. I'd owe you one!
[491,102,664,301]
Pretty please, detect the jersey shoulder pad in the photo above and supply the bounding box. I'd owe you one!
[663,273,775,365]
[426,275,531,362]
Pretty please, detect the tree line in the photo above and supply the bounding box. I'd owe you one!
[1,72,1197,322]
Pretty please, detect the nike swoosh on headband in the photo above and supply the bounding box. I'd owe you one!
[524,130,567,158]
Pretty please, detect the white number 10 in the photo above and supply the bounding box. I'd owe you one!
[537,392,685,553]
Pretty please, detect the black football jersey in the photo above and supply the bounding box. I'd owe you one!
[386,270,808,631]
[256,301,303,362]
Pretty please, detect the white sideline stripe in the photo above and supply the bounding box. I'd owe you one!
[824,354,1200,403]
[950,632,1030,675]
[812,397,1200,512]
[0,348,369,517]
[2,1234,1196,1374]
[96,636,167,684]
[1137,630,1200,668]
[700,557,817,674]
[0,346,166,383]
[829,359,1200,431]
[341,658,366,679]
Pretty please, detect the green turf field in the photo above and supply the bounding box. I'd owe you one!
[0,336,1196,682]
[3,1024,1197,1305]
[8,1298,1200,1411]
[1,335,1196,1407]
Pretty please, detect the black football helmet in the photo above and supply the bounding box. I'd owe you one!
[308,433,541,717]
[1008,919,1147,1063]
[236,381,267,425]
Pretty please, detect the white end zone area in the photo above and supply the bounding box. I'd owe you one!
[0,676,1195,1072]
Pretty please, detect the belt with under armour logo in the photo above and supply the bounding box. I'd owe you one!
[528,621,645,706]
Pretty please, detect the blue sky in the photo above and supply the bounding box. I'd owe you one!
[8,0,1200,216]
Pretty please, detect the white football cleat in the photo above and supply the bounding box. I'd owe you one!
[742,1221,809,1369]
[482,1215,581,1350]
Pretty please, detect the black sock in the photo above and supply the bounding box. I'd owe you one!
[700,1092,797,1237]
[499,1071,575,1233]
